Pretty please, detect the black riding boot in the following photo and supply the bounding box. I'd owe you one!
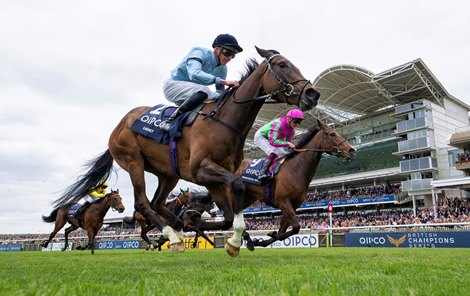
[76,201,91,218]
[159,91,208,132]
[258,159,273,182]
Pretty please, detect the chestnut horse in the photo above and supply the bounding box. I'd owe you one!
[51,47,320,257]
[239,120,356,249]
[41,190,125,255]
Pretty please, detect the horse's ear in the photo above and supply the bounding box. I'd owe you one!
[255,46,270,59]
[116,189,119,194]
[317,119,325,129]
[180,188,184,194]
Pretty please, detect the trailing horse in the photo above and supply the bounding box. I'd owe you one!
[41,190,125,255]
[51,47,320,257]
[124,189,215,251]
[239,120,355,249]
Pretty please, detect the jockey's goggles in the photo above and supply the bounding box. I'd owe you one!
[221,47,236,59]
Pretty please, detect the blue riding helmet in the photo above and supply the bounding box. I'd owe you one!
[212,34,243,53]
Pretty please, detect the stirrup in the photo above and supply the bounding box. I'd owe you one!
[258,173,272,182]
[159,120,172,132]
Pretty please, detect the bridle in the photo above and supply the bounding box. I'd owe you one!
[107,192,122,212]
[231,53,311,105]
[199,52,312,142]
[294,127,348,156]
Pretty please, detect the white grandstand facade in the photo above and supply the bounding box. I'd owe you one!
[243,58,470,215]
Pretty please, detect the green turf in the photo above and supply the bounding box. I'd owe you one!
[0,248,469,296]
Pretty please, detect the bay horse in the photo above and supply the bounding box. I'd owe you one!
[51,47,320,257]
[239,120,355,249]
[124,189,215,251]
[41,190,125,255]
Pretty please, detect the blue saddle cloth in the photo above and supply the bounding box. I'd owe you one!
[67,204,81,219]
[130,104,192,145]
[241,159,282,185]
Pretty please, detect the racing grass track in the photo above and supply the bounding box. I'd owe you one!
[0,247,469,296]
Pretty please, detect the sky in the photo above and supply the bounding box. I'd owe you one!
[1,0,470,234]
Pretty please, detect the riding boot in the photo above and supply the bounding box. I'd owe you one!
[159,91,208,132]
[76,201,91,219]
[258,159,273,182]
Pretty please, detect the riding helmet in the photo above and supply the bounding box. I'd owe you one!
[212,34,243,53]
[287,108,304,119]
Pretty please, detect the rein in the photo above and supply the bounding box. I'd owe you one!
[294,129,348,156]
[198,52,311,141]
[231,53,310,106]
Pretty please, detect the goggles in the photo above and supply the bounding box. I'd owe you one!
[221,47,236,59]
[292,118,303,124]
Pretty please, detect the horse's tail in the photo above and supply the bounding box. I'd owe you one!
[42,208,59,223]
[52,149,115,208]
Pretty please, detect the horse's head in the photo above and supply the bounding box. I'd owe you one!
[256,46,320,111]
[178,188,191,206]
[107,189,125,213]
[317,120,356,160]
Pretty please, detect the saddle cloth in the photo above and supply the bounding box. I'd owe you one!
[241,158,283,185]
[67,204,81,219]
[130,104,202,145]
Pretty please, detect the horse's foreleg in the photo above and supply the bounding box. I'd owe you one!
[63,224,78,251]
[242,231,255,251]
[275,207,301,241]
[42,214,68,248]
[151,177,184,236]
[129,166,183,250]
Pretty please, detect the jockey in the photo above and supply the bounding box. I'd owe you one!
[75,181,109,217]
[159,33,243,132]
[254,108,304,181]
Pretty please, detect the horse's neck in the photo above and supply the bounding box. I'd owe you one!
[285,135,323,186]
[95,198,111,217]
[219,64,267,138]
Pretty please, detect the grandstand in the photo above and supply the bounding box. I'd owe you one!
[3,58,470,248]
[242,58,470,220]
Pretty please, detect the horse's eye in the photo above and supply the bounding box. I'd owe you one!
[278,61,287,68]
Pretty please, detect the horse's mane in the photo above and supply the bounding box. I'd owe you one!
[239,58,259,85]
[284,125,321,161]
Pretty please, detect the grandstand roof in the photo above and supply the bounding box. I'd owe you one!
[245,58,470,148]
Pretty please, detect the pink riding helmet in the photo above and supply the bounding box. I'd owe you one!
[286,108,304,119]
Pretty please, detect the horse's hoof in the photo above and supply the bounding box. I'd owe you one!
[225,242,240,257]
[150,245,155,252]
[169,242,185,252]
[246,241,255,252]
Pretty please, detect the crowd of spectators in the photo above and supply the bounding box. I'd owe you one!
[456,152,470,164]
[245,197,470,232]
[1,197,469,244]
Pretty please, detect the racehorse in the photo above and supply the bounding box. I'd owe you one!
[51,47,320,257]
[41,190,125,255]
[124,189,215,251]
[239,120,355,249]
